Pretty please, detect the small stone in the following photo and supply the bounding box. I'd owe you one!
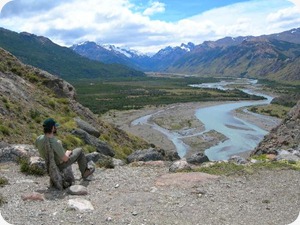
[132,211,138,216]
[68,198,94,212]
[150,187,158,193]
[114,184,119,188]
[68,185,88,195]
[21,192,44,201]
[169,159,191,173]
[106,217,112,221]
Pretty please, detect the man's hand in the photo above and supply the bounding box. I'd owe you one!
[62,150,72,162]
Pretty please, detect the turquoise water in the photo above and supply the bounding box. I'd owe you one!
[195,91,272,161]
[132,79,274,161]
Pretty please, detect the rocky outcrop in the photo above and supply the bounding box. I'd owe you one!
[169,159,192,172]
[252,100,300,155]
[0,144,38,162]
[127,148,180,163]
[37,69,76,99]
[74,117,100,138]
[186,152,209,165]
[71,129,115,157]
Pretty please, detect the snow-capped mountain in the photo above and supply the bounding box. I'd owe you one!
[70,27,300,81]
[71,41,149,69]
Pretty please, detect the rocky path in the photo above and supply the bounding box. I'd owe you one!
[1,162,299,225]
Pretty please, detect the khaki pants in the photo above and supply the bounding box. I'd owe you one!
[58,148,87,177]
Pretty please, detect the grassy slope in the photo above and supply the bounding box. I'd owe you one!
[0,28,145,80]
[0,48,149,159]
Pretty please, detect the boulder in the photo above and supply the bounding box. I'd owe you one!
[127,148,180,163]
[112,158,126,167]
[169,159,192,173]
[275,150,300,163]
[275,154,300,163]
[74,117,100,138]
[0,144,38,162]
[39,71,76,99]
[72,129,115,157]
[228,155,248,165]
[29,156,47,173]
[68,198,94,212]
[85,152,101,163]
[186,152,209,165]
[127,148,164,163]
[68,185,88,195]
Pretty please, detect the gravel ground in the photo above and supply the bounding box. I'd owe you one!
[1,162,299,225]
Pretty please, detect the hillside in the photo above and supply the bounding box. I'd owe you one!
[252,100,300,155]
[167,38,300,82]
[0,47,149,159]
[0,28,145,80]
[71,28,300,82]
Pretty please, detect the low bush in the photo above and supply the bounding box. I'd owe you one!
[19,157,46,176]
[0,177,9,187]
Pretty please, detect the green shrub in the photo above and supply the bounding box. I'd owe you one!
[57,98,69,104]
[29,109,41,119]
[61,134,84,149]
[48,100,56,109]
[0,177,9,187]
[97,157,114,169]
[0,193,7,206]
[195,162,245,176]
[194,160,300,176]
[19,157,46,176]
[83,145,96,154]
[0,125,10,136]
[27,73,39,83]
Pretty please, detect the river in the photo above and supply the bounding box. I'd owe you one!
[132,79,274,161]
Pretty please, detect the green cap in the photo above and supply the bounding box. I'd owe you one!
[43,118,59,128]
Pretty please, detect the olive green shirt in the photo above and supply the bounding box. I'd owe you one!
[35,135,65,165]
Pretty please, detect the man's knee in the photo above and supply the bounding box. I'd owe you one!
[72,147,84,155]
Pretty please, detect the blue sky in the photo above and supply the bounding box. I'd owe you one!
[0,0,299,53]
[131,0,252,21]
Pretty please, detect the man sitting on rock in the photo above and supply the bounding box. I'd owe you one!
[35,118,95,185]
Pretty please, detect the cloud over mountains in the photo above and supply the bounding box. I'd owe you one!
[0,0,299,53]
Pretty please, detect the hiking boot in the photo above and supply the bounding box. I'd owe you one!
[82,167,95,179]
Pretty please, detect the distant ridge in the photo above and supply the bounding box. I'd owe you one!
[72,28,300,82]
[0,28,145,80]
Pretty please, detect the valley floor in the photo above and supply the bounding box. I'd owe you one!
[101,101,281,158]
[0,162,299,225]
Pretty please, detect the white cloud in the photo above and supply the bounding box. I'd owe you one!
[288,0,300,9]
[143,1,165,16]
[0,0,299,53]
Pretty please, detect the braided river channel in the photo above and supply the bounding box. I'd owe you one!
[132,79,274,161]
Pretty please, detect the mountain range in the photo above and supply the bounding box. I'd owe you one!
[0,28,144,81]
[0,27,300,82]
[72,28,300,82]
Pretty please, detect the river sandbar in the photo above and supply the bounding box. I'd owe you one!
[101,101,281,158]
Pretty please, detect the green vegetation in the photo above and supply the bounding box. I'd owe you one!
[96,156,114,169]
[0,48,150,159]
[249,104,290,119]
[247,79,300,118]
[194,160,300,176]
[0,193,6,206]
[19,157,46,176]
[0,177,9,187]
[72,77,264,114]
[259,79,300,107]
